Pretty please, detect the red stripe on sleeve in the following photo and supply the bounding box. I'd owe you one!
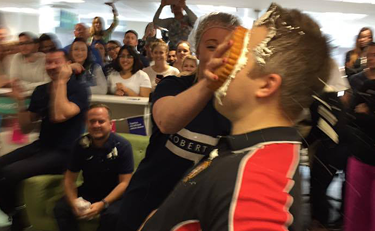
[172,220,201,231]
[229,143,300,231]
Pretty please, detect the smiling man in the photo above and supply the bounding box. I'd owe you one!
[54,104,134,231]
[140,3,331,231]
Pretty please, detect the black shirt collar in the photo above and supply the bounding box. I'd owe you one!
[87,132,116,150]
[218,127,301,152]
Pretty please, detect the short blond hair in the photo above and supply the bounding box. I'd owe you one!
[182,55,198,67]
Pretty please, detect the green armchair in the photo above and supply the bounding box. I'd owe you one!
[22,133,149,231]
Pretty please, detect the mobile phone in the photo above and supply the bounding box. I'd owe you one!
[156,75,163,80]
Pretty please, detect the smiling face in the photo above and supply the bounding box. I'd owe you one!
[87,107,112,141]
[176,42,190,62]
[151,45,167,63]
[168,50,177,64]
[71,41,88,64]
[182,59,197,73]
[119,49,134,72]
[93,18,102,32]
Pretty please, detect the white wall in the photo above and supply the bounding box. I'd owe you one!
[0,11,39,40]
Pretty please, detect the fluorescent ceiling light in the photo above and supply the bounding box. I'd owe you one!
[0,7,39,14]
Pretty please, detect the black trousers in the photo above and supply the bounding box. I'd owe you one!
[0,141,66,214]
[310,140,348,224]
[54,197,122,231]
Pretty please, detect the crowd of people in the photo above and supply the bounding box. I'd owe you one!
[0,1,374,231]
[0,0,198,97]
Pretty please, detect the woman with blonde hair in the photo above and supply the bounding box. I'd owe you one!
[179,54,198,76]
[172,40,191,71]
[108,45,151,97]
[143,39,179,91]
[89,2,118,45]
[345,27,373,77]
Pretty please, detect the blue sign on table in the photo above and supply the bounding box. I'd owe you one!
[127,116,146,136]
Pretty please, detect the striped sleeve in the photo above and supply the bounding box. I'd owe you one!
[229,143,300,231]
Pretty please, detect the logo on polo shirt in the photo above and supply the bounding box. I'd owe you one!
[166,128,219,164]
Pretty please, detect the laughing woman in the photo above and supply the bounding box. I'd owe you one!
[143,40,179,91]
[108,45,151,97]
[69,38,107,95]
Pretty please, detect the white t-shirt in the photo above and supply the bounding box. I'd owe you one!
[108,70,151,95]
[10,52,50,91]
[143,65,180,91]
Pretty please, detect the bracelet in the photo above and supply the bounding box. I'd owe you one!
[101,199,109,209]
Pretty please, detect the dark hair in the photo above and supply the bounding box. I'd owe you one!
[107,40,121,47]
[88,103,112,119]
[357,27,373,45]
[46,48,70,61]
[125,30,139,39]
[113,45,143,74]
[69,37,93,69]
[348,27,374,68]
[39,33,61,52]
[19,31,38,43]
[367,41,375,47]
[92,39,106,47]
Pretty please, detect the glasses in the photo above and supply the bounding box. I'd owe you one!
[119,55,134,59]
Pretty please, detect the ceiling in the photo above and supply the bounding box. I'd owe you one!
[0,0,375,22]
[0,0,374,51]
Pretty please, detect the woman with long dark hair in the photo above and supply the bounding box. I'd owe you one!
[345,27,373,77]
[108,45,151,97]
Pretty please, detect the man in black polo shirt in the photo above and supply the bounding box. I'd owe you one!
[54,104,134,231]
[0,49,89,231]
[141,4,331,231]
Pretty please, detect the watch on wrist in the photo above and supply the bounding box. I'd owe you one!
[101,199,109,209]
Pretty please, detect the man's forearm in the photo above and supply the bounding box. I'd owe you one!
[64,180,78,207]
[183,6,197,25]
[153,5,166,28]
[51,80,79,122]
[103,181,129,204]
[17,100,35,133]
[153,79,213,134]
